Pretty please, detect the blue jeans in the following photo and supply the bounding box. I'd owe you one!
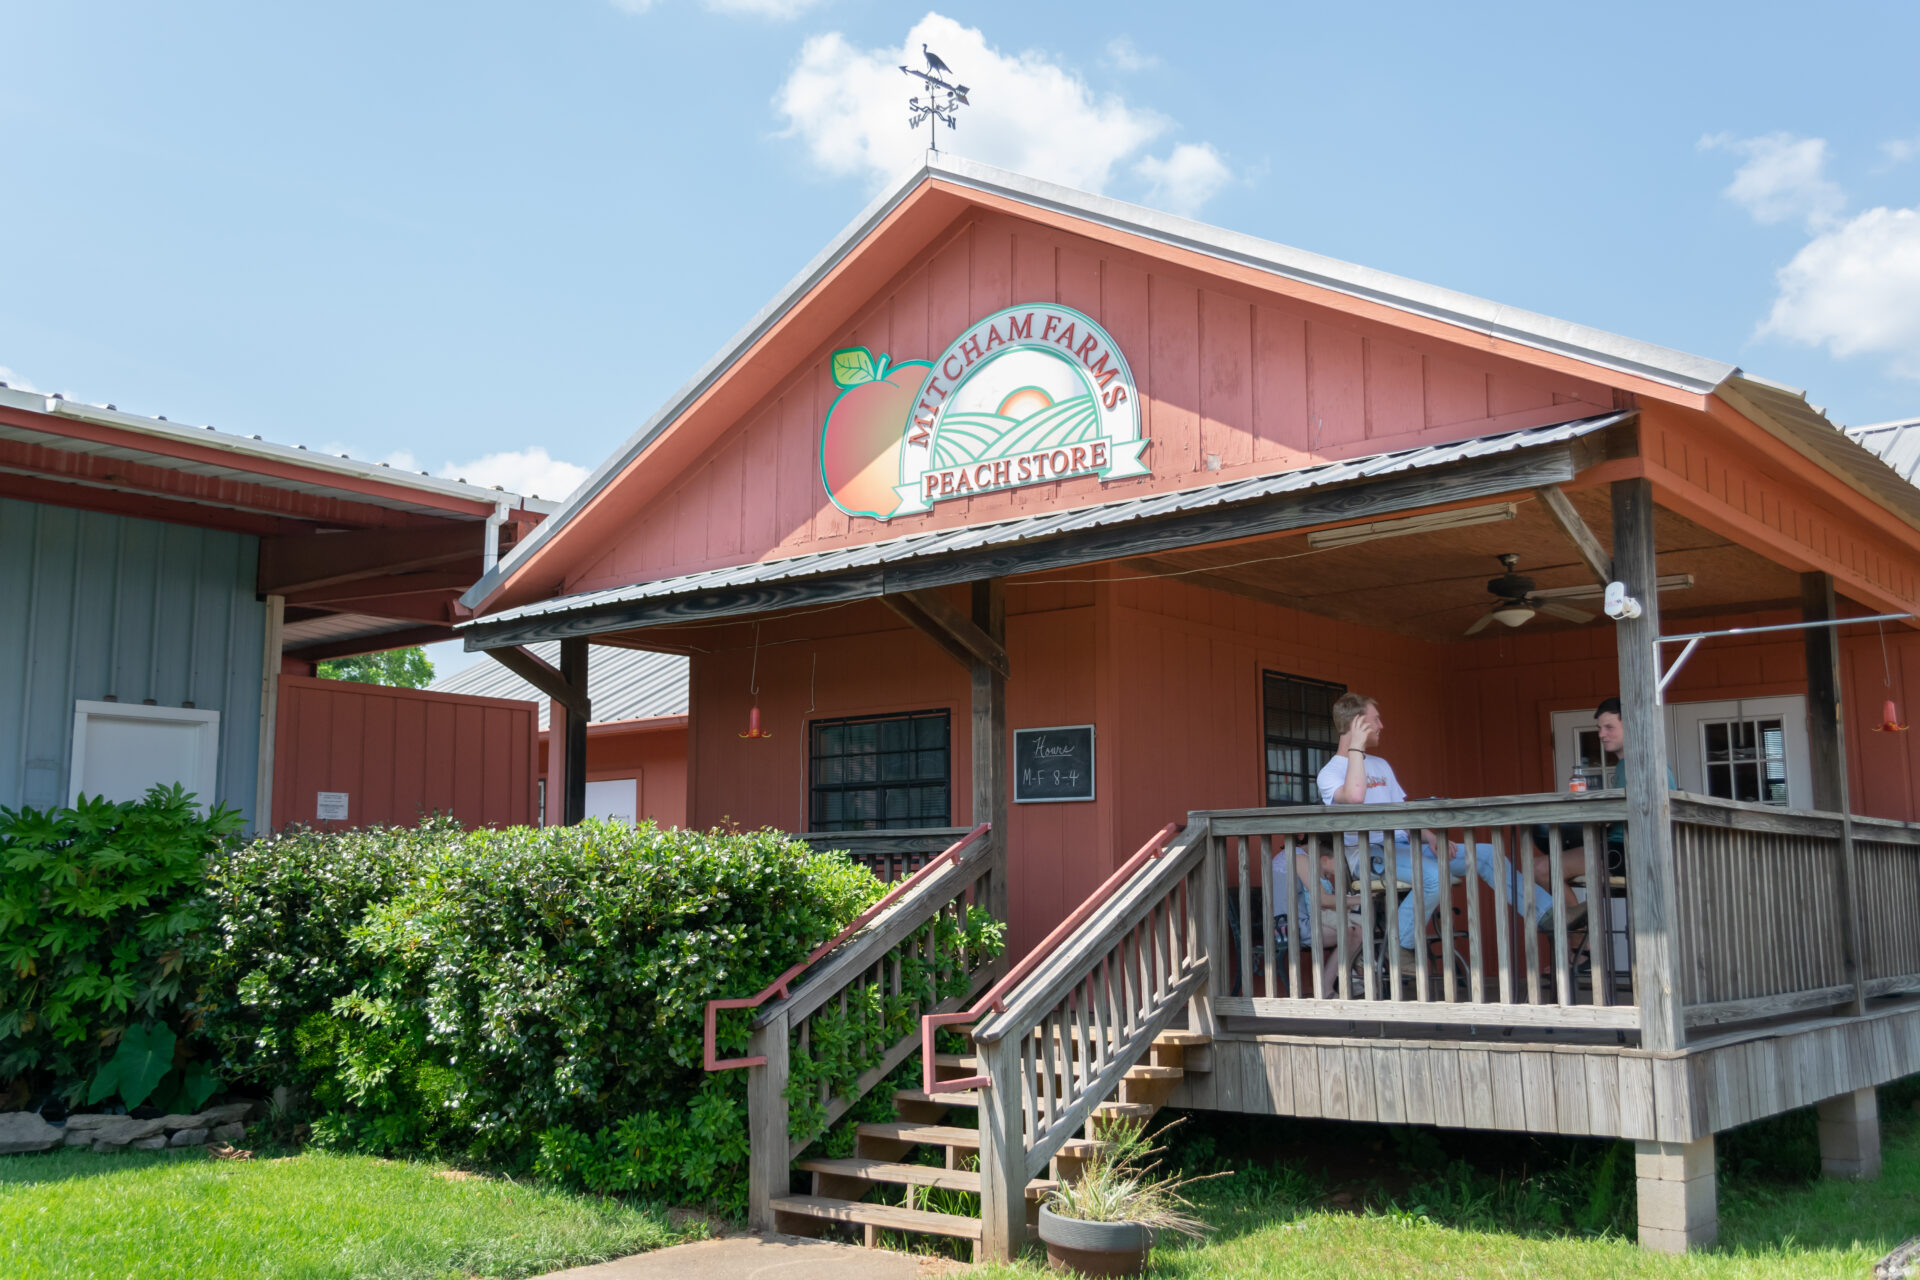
[1449,842,1553,930]
[1285,833,1439,953]
[1290,836,1549,954]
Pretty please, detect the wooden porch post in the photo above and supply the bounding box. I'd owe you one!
[973,579,1010,928]
[1612,479,1685,1052]
[560,637,589,825]
[1801,572,1867,1015]
[975,1033,1028,1261]
[746,1010,790,1231]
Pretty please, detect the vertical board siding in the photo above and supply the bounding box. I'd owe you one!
[272,676,538,829]
[563,211,1612,596]
[0,496,264,820]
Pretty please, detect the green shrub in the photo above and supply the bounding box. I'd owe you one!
[206,819,884,1185]
[0,785,242,1109]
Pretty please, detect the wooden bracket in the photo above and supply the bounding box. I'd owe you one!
[489,644,590,719]
[1535,484,1613,585]
[884,589,1011,679]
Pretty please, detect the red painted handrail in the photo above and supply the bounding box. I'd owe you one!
[703,823,991,1071]
[921,822,1180,1093]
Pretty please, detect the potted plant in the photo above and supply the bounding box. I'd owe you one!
[1036,1120,1219,1276]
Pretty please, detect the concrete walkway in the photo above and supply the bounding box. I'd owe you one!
[534,1232,961,1279]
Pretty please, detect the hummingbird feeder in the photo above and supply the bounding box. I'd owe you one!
[739,623,773,740]
[1873,699,1909,733]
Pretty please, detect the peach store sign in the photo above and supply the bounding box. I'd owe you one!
[819,303,1149,521]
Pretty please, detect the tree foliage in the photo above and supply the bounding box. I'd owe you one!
[317,646,434,688]
[0,785,243,1109]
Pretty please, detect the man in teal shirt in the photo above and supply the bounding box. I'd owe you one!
[1533,696,1675,924]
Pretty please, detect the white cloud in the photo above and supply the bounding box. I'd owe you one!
[1104,36,1158,72]
[1880,136,1920,168]
[1700,132,1845,230]
[1759,204,1920,379]
[774,12,1233,212]
[1134,142,1231,217]
[0,365,42,393]
[319,442,589,501]
[438,446,590,502]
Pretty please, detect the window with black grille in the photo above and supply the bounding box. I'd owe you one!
[1263,670,1346,806]
[809,710,951,831]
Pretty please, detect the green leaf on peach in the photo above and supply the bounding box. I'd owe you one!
[830,348,877,388]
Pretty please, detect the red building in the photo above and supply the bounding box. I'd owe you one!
[456,158,1920,1257]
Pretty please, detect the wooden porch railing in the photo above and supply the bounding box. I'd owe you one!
[728,826,1005,1230]
[794,827,972,883]
[1204,793,1641,1031]
[968,820,1215,1258]
[1674,795,1920,1027]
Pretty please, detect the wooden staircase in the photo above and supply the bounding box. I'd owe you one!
[769,1029,1212,1257]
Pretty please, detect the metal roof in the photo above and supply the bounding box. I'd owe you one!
[462,412,1624,639]
[430,643,688,730]
[281,612,426,649]
[1845,417,1920,484]
[462,155,1736,611]
[0,386,558,519]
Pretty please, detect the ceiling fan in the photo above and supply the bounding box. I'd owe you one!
[1463,554,1592,634]
[1462,554,1695,635]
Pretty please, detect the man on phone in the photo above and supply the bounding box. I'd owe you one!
[1320,693,1551,977]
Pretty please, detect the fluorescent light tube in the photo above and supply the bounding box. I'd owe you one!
[1307,501,1518,550]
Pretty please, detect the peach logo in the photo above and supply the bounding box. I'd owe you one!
[819,303,1148,522]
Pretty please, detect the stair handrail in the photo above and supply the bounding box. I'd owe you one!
[918,822,1182,1092]
[705,822,990,1071]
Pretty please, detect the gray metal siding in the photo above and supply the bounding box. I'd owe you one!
[0,496,265,821]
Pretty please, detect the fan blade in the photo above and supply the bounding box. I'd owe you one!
[1538,601,1595,624]
[1464,610,1498,636]
[1532,572,1695,602]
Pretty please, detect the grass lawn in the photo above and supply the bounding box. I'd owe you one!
[970,1082,1920,1279]
[0,1146,706,1280]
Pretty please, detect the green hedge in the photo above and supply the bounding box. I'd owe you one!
[0,786,241,1112]
[204,819,883,1203]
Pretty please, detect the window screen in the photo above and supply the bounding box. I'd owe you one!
[1262,671,1346,806]
[809,710,951,831]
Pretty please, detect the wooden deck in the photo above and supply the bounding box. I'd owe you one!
[1170,994,1920,1143]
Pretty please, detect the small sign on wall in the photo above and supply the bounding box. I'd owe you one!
[315,791,350,821]
[1014,725,1096,803]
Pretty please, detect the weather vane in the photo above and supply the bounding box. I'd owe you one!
[901,42,968,154]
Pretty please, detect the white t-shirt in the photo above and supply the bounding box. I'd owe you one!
[1316,753,1406,846]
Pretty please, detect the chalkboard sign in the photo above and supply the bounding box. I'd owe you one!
[1014,725,1096,803]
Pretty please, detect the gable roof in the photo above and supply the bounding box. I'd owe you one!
[430,643,688,729]
[461,155,1904,616]
[1846,417,1920,484]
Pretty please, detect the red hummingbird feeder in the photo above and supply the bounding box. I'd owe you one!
[739,624,773,739]
[1873,698,1909,733]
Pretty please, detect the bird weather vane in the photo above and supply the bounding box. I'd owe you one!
[901,42,968,153]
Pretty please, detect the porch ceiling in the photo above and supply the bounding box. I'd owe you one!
[1123,488,1798,644]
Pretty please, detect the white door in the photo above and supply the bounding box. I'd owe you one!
[70,701,221,810]
[1550,696,1810,807]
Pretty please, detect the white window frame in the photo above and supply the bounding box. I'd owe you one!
[69,700,221,810]
[1550,695,1811,807]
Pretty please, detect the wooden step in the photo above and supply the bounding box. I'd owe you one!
[1153,1030,1210,1047]
[796,1157,1055,1199]
[892,1087,980,1108]
[856,1121,1100,1160]
[932,1052,977,1068]
[770,1194,982,1242]
[1093,1101,1155,1122]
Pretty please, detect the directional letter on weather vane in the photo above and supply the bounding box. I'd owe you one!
[900,42,969,154]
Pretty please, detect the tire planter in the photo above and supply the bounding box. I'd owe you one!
[1037,1205,1151,1276]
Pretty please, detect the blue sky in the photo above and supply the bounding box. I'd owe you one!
[5,2,1918,674]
